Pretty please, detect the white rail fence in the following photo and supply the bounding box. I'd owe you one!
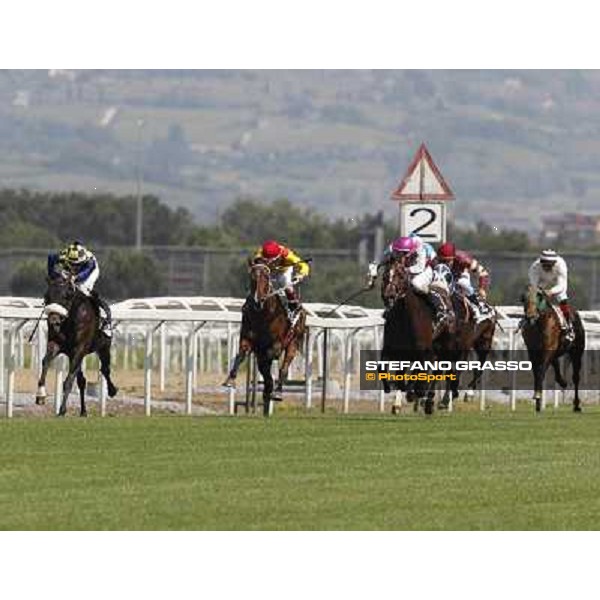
[1,297,600,418]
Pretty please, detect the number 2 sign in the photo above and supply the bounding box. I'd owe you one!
[400,202,445,242]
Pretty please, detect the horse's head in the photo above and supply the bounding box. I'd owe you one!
[44,271,76,331]
[522,284,546,322]
[249,259,273,306]
[381,256,410,310]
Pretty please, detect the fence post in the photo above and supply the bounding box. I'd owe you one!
[6,323,18,418]
[304,329,314,409]
[159,322,166,392]
[0,317,5,397]
[54,354,65,415]
[144,327,153,416]
[321,328,329,414]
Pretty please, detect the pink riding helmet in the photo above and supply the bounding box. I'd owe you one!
[391,236,417,254]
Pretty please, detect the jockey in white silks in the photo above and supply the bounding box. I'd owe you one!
[528,248,573,340]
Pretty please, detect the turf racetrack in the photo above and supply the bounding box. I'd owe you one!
[2,409,600,530]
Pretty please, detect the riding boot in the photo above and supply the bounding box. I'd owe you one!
[559,301,575,342]
[92,291,112,337]
[428,290,448,334]
[467,293,484,322]
[285,288,300,322]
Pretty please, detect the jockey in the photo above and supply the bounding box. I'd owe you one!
[366,233,436,287]
[253,240,310,317]
[47,241,112,336]
[436,242,491,322]
[370,235,449,332]
[528,249,573,340]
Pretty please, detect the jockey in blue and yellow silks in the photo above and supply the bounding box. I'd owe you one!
[47,241,112,336]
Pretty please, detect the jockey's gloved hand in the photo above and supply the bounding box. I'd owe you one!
[368,262,378,278]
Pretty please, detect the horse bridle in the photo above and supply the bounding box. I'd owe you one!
[44,273,77,323]
[250,262,279,305]
[383,260,409,306]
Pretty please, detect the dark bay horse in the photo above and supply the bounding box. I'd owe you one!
[381,257,454,415]
[439,293,497,407]
[521,285,584,412]
[223,261,306,417]
[35,272,117,416]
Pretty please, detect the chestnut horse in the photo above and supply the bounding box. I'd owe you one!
[223,261,306,417]
[521,285,584,412]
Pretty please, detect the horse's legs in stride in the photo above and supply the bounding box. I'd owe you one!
[58,353,84,417]
[98,342,118,398]
[570,349,583,413]
[275,343,298,400]
[223,339,251,387]
[257,354,273,417]
[76,368,87,417]
[551,358,568,390]
[532,359,548,413]
[36,342,60,405]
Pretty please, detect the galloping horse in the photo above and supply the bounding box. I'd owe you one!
[439,292,497,407]
[223,260,306,417]
[521,285,584,412]
[35,271,117,416]
[381,256,454,415]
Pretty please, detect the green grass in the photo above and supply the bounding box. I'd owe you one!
[2,409,600,530]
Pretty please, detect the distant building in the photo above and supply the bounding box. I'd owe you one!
[540,212,600,247]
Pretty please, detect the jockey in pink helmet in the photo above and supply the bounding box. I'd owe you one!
[367,235,449,332]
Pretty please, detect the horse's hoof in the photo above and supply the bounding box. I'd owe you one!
[573,405,582,413]
[108,385,118,398]
[35,396,46,406]
[424,399,434,415]
[535,399,541,413]
[80,411,88,418]
[57,411,66,418]
[222,379,236,388]
[391,405,399,415]
[438,401,449,410]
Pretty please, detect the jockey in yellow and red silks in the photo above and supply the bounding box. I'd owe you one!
[253,240,310,316]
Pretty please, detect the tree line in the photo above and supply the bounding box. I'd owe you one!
[5,188,580,306]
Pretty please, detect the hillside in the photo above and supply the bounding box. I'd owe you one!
[0,69,598,231]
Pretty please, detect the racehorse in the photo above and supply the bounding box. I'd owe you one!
[380,256,454,415]
[223,260,306,417]
[35,271,117,416]
[439,292,497,407]
[521,285,584,412]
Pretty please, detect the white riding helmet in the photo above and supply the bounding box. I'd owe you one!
[540,249,558,263]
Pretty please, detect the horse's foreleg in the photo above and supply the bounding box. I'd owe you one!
[76,368,87,417]
[571,349,583,413]
[257,354,273,417]
[551,357,567,390]
[58,354,84,417]
[98,342,118,398]
[532,360,548,413]
[223,339,252,387]
[275,343,298,400]
[36,342,60,405]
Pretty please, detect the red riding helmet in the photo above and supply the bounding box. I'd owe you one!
[437,242,456,260]
[262,240,283,260]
